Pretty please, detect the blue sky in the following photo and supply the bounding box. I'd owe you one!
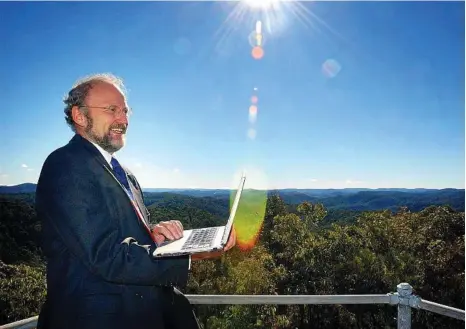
[1,1,464,189]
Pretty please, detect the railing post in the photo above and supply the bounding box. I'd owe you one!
[397,283,413,329]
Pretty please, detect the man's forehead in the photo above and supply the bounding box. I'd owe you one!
[87,82,126,104]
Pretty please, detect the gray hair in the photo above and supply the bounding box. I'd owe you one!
[63,73,127,132]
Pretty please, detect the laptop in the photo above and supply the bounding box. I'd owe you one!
[152,175,246,258]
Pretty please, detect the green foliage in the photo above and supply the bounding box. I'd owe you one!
[0,197,43,265]
[0,193,36,205]
[146,193,232,230]
[259,193,288,249]
[145,193,229,219]
[0,192,464,328]
[0,261,46,324]
[297,201,327,229]
[148,204,222,230]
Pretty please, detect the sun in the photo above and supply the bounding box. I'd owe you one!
[243,0,278,9]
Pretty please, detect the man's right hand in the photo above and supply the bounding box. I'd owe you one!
[150,220,184,245]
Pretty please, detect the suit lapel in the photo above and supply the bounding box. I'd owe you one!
[70,134,151,228]
[101,162,152,231]
[70,134,112,171]
[125,171,151,226]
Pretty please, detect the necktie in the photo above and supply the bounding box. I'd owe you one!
[110,157,152,238]
[110,157,134,199]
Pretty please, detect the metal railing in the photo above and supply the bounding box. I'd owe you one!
[1,283,464,329]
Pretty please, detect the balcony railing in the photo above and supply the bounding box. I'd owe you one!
[1,283,464,329]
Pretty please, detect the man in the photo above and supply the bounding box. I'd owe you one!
[35,73,236,329]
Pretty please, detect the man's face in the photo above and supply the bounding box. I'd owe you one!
[81,83,129,154]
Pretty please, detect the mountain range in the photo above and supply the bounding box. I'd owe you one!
[0,183,460,195]
[0,183,464,212]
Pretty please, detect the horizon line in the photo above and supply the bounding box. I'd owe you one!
[0,182,464,191]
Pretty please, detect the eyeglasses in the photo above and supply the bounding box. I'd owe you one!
[81,105,133,118]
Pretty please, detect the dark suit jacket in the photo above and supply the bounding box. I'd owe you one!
[35,134,191,329]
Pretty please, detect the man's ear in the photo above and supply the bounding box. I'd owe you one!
[71,105,87,128]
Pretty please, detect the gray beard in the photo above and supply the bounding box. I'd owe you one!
[84,113,123,154]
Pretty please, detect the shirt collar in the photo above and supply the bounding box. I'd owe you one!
[90,141,114,167]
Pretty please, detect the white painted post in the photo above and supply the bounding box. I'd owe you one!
[397,283,413,329]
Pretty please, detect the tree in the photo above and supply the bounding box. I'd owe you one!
[260,194,288,249]
[0,198,43,265]
[0,261,46,325]
[297,201,327,230]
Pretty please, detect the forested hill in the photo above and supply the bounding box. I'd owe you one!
[1,185,464,212]
[0,190,464,328]
[272,189,465,212]
[1,187,463,232]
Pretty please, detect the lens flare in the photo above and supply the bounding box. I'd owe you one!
[247,128,257,140]
[249,105,258,123]
[251,95,258,104]
[322,59,341,78]
[249,112,257,124]
[255,20,262,34]
[230,168,268,250]
[248,31,267,48]
[251,46,264,60]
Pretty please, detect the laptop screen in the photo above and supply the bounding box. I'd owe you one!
[221,175,246,245]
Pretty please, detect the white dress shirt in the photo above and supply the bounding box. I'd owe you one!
[91,141,113,167]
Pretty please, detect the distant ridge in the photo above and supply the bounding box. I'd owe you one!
[1,183,463,211]
[0,183,464,195]
[0,183,37,194]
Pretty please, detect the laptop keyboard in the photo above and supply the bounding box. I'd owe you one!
[181,227,219,250]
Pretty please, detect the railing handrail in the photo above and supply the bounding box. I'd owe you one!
[187,294,464,320]
[188,293,392,305]
[419,299,465,321]
[1,283,464,329]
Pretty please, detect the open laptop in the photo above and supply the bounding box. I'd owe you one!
[152,175,246,258]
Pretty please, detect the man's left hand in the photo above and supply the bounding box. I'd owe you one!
[191,226,237,261]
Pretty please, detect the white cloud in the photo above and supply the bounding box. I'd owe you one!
[345,179,364,186]
[27,168,34,172]
[21,164,28,168]
[310,178,318,182]
[173,168,180,173]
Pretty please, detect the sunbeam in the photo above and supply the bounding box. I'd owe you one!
[243,0,279,9]
[214,0,343,44]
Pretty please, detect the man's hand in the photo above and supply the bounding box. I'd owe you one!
[191,226,237,261]
[151,220,183,245]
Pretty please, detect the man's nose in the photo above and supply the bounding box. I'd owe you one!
[114,111,129,124]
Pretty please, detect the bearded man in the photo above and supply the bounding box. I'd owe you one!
[35,73,236,329]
